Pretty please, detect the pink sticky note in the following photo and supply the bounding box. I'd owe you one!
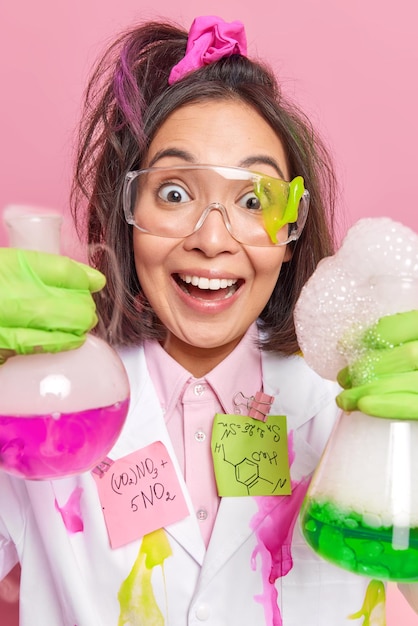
[92,441,189,548]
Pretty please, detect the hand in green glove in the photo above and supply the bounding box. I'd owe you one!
[0,248,106,365]
[336,310,418,419]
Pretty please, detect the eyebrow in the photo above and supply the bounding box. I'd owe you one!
[147,149,287,179]
[147,148,196,167]
[238,155,286,180]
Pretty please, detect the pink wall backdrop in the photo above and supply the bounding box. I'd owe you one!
[1,0,418,623]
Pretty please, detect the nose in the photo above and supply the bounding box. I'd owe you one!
[194,203,233,234]
[183,203,240,256]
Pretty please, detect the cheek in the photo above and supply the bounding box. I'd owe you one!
[133,236,163,291]
[247,252,286,313]
[251,249,287,284]
[132,234,180,311]
[134,257,168,315]
[134,257,165,297]
[133,232,168,272]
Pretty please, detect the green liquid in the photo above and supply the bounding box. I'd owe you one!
[301,499,418,581]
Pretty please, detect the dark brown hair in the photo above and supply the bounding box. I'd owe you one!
[71,20,337,354]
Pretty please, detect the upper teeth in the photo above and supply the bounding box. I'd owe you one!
[179,274,237,290]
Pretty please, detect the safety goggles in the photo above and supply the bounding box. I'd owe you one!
[123,164,309,246]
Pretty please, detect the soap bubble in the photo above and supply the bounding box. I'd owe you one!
[294,217,418,379]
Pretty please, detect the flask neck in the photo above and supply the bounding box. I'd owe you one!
[4,205,62,254]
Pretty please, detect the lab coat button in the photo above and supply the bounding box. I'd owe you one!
[194,383,206,396]
[195,603,210,620]
[195,430,206,442]
[196,508,208,521]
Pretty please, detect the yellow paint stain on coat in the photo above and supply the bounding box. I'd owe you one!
[348,579,386,626]
[118,529,172,625]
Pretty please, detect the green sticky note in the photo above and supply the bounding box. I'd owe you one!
[211,414,291,497]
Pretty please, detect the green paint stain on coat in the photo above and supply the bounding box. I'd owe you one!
[348,579,386,626]
[118,529,173,625]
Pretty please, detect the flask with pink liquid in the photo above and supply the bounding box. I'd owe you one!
[0,206,130,479]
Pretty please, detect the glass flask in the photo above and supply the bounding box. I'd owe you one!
[300,410,418,581]
[295,218,418,582]
[0,206,130,480]
[300,285,418,581]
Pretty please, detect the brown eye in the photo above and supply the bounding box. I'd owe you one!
[158,183,191,204]
[238,192,262,212]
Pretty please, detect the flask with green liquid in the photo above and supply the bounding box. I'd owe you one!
[295,218,418,582]
[300,407,418,581]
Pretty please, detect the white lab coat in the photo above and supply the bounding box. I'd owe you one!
[0,346,370,625]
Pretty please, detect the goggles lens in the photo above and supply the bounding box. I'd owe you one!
[123,165,309,246]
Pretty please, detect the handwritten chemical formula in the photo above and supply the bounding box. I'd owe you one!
[93,441,189,548]
[211,413,292,497]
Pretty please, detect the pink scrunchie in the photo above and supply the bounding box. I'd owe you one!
[168,15,247,85]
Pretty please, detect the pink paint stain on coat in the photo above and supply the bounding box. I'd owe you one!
[250,431,310,625]
[55,487,84,533]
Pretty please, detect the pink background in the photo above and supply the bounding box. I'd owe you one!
[1,0,418,623]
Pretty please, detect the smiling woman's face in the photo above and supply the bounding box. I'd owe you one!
[133,99,291,376]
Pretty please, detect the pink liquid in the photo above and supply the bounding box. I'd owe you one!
[0,398,130,479]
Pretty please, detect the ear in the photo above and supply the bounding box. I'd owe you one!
[283,245,292,262]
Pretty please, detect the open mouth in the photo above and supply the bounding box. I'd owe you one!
[175,273,241,300]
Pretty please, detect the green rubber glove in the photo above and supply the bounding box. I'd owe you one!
[0,248,106,365]
[336,310,418,419]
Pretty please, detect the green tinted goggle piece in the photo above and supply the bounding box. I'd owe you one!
[254,175,305,244]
